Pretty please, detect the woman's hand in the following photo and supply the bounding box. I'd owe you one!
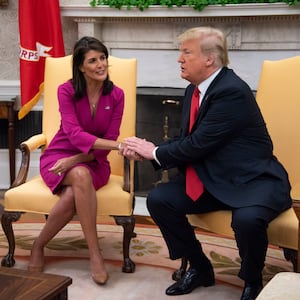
[48,153,94,176]
[48,157,74,176]
[119,142,144,161]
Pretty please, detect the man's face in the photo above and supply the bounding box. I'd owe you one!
[178,38,209,85]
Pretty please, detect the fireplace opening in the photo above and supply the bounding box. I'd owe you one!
[134,87,185,196]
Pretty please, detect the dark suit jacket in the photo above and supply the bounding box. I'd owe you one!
[155,67,292,212]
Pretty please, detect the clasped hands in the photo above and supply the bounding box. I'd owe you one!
[120,137,156,161]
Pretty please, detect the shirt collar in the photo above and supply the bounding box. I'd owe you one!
[197,67,222,100]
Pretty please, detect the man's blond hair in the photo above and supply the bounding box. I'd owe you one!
[177,27,229,67]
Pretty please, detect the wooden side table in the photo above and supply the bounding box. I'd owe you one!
[0,267,72,300]
[0,99,16,186]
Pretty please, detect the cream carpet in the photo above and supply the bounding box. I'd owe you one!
[0,219,293,300]
[10,258,243,300]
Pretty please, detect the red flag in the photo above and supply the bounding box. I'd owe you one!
[18,0,65,119]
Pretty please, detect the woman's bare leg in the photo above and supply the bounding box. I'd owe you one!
[30,166,107,282]
[65,166,108,283]
[28,186,76,270]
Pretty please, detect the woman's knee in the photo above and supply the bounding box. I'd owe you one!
[69,166,93,188]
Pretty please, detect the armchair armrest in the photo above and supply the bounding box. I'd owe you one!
[291,183,300,272]
[22,133,47,151]
[12,133,47,188]
[291,183,300,201]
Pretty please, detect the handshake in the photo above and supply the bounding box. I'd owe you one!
[119,136,156,161]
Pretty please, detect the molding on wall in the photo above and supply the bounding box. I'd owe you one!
[0,80,19,99]
[60,3,300,18]
[0,80,44,110]
[60,3,300,52]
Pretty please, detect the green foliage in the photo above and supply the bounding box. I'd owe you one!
[90,0,299,11]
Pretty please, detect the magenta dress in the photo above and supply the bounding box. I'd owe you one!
[40,80,124,194]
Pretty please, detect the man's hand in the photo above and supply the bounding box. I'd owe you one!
[120,144,144,161]
[123,137,156,160]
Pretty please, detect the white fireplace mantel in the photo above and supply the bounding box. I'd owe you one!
[60,2,300,17]
[58,1,300,91]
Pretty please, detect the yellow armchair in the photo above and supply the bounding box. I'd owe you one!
[173,56,300,280]
[1,55,137,273]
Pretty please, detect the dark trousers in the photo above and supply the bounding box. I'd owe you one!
[146,177,279,283]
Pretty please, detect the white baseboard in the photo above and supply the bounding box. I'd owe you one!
[134,196,149,216]
[0,149,41,189]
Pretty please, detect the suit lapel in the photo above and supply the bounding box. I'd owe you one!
[183,68,227,134]
[191,67,228,129]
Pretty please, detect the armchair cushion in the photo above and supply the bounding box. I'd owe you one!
[4,174,133,216]
[188,207,298,250]
[256,272,300,299]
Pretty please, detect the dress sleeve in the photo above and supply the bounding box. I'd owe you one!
[93,86,125,161]
[58,82,97,154]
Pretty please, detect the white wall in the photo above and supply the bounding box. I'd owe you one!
[0,150,40,189]
[112,49,300,91]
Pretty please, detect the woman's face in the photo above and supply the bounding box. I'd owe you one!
[80,50,108,83]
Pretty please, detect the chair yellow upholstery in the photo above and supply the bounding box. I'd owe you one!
[1,55,137,273]
[174,56,300,279]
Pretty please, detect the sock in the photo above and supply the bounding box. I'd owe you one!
[187,248,212,272]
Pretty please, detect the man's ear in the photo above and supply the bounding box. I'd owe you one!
[205,54,215,67]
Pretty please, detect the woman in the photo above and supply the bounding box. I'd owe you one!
[28,36,125,285]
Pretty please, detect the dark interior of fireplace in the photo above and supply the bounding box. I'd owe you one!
[134,87,185,196]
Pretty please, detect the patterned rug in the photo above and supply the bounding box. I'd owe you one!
[0,218,293,300]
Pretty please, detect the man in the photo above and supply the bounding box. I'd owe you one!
[122,27,292,300]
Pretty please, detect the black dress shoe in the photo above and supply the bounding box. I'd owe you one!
[240,282,263,300]
[166,267,215,296]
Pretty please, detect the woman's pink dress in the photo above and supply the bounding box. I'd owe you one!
[40,80,124,194]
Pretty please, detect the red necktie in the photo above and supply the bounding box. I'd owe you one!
[186,87,204,201]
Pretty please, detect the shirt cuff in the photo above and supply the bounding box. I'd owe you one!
[152,146,161,166]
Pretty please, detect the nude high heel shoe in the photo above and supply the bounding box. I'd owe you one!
[92,273,109,285]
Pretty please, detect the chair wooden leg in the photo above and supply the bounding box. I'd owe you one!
[172,257,188,281]
[292,201,300,273]
[113,215,136,273]
[283,248,298,272]
[1,211,22,267]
